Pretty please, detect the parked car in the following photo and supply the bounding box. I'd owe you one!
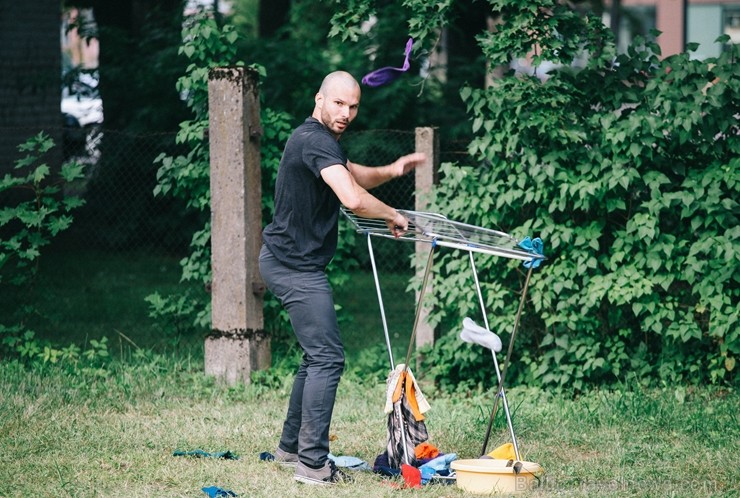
[62,69,103,127]
[62,69,103,165]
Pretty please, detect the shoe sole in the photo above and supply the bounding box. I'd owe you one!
[294,474,332,486]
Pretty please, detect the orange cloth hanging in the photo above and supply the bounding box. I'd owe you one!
[392,370,424,421]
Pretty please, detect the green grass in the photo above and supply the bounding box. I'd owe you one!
[4,250,739,495]
[1,356,738,497]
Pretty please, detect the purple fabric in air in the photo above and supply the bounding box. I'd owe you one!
[362,38,413,87]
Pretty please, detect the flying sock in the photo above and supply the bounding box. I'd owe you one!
[460,317,503,352]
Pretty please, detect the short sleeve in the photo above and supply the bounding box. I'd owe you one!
[302,131,347,177]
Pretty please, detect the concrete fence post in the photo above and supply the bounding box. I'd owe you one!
[205,66,269,385]
[414,127,439,359]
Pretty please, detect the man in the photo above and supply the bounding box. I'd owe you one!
[259,71,425,486]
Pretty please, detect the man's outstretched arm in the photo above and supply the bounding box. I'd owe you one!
[321,164,409,237]
[347,152,426,190]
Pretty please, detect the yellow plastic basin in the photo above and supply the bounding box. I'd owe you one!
[450,458,543,495]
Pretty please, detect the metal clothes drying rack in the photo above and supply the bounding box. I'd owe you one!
[341,208,545,463]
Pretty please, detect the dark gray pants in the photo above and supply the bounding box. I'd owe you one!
[258,245,345,468]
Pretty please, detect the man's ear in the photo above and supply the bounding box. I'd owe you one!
[314,92,323,107]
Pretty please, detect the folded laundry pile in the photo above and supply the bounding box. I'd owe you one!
[373,441,457,488]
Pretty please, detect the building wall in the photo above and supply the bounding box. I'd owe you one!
[689,5,723,58]
[620,0,740,58]
[0,0,63,176]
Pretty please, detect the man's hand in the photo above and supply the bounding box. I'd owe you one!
[386,211,409,238]
[392,152,426,178]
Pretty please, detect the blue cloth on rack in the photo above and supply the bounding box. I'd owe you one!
[518,237,544,268]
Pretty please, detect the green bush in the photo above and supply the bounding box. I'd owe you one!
[0,132,95,364]
[0,133,85,287]
[428,37,738,389]
[330,0,739,390]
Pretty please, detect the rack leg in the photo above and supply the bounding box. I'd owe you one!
[468,252,520,461]
[404,242,436,370]
[480,265,534,458]
[368,234,395,370]
[396,242,436,467]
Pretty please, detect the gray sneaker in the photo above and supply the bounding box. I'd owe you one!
[274,447,299,467]
[294,459,353,486]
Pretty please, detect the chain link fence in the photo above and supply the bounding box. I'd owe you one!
[338,130,419,365]
[4,124,468,360]
[60,127,199,253]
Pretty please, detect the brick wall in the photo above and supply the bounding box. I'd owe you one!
[0,0,63,176]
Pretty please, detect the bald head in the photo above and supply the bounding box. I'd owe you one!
[313,71,361,138]
[318,71,360,96]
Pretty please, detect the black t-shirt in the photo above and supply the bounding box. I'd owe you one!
[262,117,348,271]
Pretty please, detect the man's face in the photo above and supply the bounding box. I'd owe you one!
[316,83,360,138]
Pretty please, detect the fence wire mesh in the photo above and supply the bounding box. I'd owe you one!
[2,125,468,361]
[338,130,419,366]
